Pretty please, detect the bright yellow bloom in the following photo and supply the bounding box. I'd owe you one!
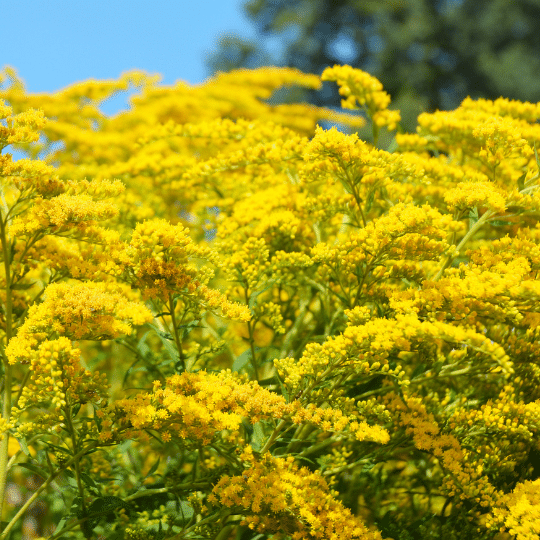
[322,64,401,131]
[6,281,153,364]
[209,447,382,539]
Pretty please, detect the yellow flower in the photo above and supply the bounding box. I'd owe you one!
[322,64,400,130]
[6,282,153,364]
[209,449,382,539]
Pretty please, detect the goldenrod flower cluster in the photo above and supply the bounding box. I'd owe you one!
[207,446,382,540]
[487,479,540,540]
[2,62,540,540]
[114,370,389,446]
[8,337,109,438]
[6,282,153,364]
[322,64,401,131]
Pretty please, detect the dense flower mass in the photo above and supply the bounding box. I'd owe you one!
[0,64,539,540]
[114,370,389,446]
[321,65,401,131]
[6,282,153,364]
[207,446,383,540]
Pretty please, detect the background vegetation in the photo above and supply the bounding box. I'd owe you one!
[208,0,540,130]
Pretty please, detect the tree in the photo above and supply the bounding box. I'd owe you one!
[207,0,540,130]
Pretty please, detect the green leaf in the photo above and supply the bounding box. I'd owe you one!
[81,496,135,535]
[469,207,479,224]
[179,500,194,520]
[145,323,179,363]
[71,496,84,516]
[52,517,67,535]
[80,472,98,489]
[92,404,102,431]
[251,422,265,451]
[260,347,280,363]
[144,458,161,480]
[93,476,119,483]
[10,281,36,290]
[18,462,48,479]
[489,220,512,227]
[386,136,398,153]
[294,455,316,466]
[258,375,278,386]
[16,437,30,457]
[123,355,143,386]
[517,171,526,191]
[180,319,203,339]
[248,283,273,310]
[71,403,81,417]
[232,348,252,372]
[88,495,132,514]
[411,363,427,380]
[365,188,376,213]
[136,330,153,357]
[66,475,79,490]
[153,311,171,318]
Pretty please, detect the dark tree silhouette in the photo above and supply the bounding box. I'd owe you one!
[207,0,540,130]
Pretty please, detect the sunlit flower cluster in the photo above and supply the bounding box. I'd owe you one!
[2,62,540,540]
[9,337,109,438]
[322,65,401,130]
[487,479,540,540]
[6,281,153,364]
[115,370,389,446]
[207,446,383,540]
[124,218,251,321]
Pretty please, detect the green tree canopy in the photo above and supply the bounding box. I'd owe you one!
[207,0,540,130]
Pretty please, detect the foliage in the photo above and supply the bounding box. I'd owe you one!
[0,62,540,540]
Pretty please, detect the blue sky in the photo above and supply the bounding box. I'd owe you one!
[2,0,257,113]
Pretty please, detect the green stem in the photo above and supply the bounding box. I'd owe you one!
[0,213,13,522]
[33,502,137,540]
[411,366,480,385]
[64,404,88,536]
[175,511,228,538]
[0,443,98,540]
[168,295,186,372]
[260,419,288,455]
[372,122,380,149]
[124,481,213,502]
[279,293,312,359]
[338,158,366,228]
[284,423,318,455]
[244,288,259,381]
[323,457,371,477]
[284,424,305,454]
[297,435,342,458]
[213,523,234,540]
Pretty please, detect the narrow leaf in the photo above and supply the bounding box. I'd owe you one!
[232,349,252,372]
[144,458,160,480]
[248,283,273,310]
[16,437,30,457]
[18,462,48,479]
[251,422,265,451]
[10,281,36,290]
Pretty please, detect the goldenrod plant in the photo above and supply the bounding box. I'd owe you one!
[0,64,539,540]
